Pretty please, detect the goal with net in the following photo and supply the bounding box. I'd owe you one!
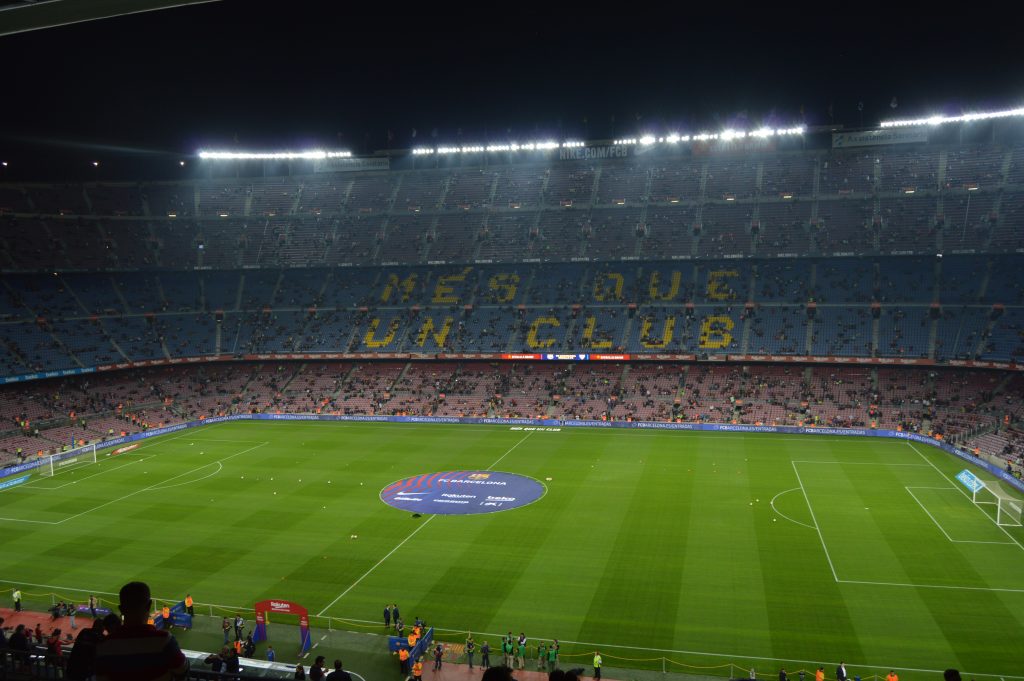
[957,468,1023,527]
[38,443,98,477]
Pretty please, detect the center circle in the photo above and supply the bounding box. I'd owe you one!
[380,470,546,515]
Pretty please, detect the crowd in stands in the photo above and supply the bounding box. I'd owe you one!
[0,254,1022,377]
[2,361,1021,477]
[1,143,1024,271]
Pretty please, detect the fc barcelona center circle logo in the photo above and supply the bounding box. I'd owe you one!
[380,470,546,515]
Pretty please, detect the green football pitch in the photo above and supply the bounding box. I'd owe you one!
[2,421,1023,679]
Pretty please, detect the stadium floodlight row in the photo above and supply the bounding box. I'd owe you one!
[881,105,1024,128]
[193,104,1024,159]
[406,127,807,155]
[198,150,352,160]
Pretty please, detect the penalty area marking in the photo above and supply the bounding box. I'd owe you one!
[905,486,1016,545]
[21,456,149,491]
[769,488,815,529]
[0,441,267,525]
[907,442,1024,556]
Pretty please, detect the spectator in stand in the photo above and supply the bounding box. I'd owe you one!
[326,659,352,680]
[202,648,226,675]
[309,654,327,680]
[8,624,30,671]
[294,663,306,679]
[482,666,514,681]
[66,618,106,681]
[94,581,188,681]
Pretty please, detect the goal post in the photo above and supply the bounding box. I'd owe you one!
[956,468,1024,527]
[995,492,1024,527]
[38,443,97,477]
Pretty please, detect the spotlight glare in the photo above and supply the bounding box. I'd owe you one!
[197,150,351,160]
[881,107,1024,128]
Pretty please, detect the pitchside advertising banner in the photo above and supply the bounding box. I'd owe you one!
[832,129,929,148]
[3,413,1021,495]
[3,353,1019,386]
[312,157,390,173]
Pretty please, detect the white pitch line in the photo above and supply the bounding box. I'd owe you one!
[186,438,269,443]
[25,456,147,491]
[52,442,267,525]
[317,433,535,618]
[316,516,437,618]
[905,487,956,542]
[315,614,1024,680]
[486,432,533,470]
[11,428,195,488]
[791,461,840,582]
[0,515,59,525]
[905,486,1017,545]
[146,462,223,491]
[769,488,815,529]
[6,569,1016,680]
[907,442,1024,556]
[791,460,929,466]
[838,578,1024,594]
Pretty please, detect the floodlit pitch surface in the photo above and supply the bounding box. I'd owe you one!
[2,421,1023,678]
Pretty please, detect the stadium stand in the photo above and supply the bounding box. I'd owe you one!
[3,138,1024,476]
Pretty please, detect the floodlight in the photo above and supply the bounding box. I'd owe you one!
[639,135,656,145]
[197,150,351,160]
[881,107,1024,128]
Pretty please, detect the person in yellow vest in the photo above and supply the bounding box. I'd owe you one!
[407,632,417,648]
[398,647,410,676]
[184,594,194,616]
[162,604,171,630]
[593,650,603,680]
[412,657,423,681]
[886,671,899,681]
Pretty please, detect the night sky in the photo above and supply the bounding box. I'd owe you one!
[1,0,1022,179]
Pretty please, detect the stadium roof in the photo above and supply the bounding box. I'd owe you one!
[0,0,219,36]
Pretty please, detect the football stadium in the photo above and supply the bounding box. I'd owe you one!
[1,3,1023,681]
